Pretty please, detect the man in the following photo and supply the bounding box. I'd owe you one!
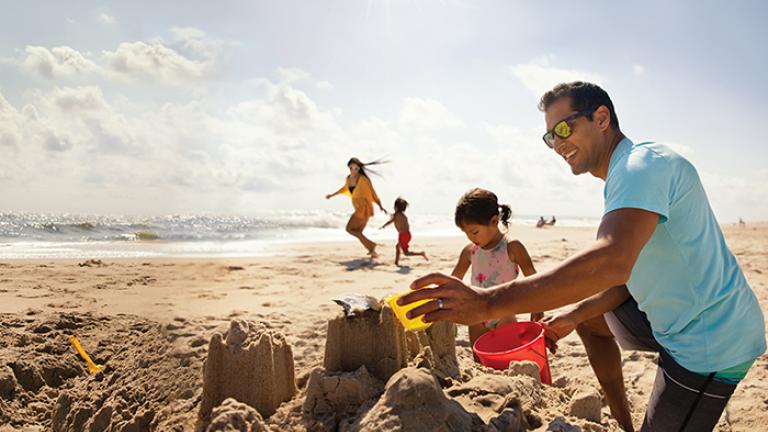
[399,82,765,431]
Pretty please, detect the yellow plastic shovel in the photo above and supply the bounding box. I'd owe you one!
[68,335,104,374]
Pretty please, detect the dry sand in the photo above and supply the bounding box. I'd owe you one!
[0,224,766,431]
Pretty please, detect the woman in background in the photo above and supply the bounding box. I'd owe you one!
[326,157,387,257]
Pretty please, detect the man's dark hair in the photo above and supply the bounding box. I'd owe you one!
[538,81,620,129]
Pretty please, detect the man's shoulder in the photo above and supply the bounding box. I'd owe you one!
[612,141,689,176]
[628,141,690,164]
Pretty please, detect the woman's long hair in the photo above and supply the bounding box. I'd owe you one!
[347,157,387,178]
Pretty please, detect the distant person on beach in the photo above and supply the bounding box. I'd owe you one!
[380,197,428,266]
[400,81,765,431]
[536,216,546,228]
[548,215,556,226]
[448,188,541,354]
[326,158,387,257]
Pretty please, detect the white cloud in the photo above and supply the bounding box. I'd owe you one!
[633,64,647,75]
[101,41,209,82]
[316,80,334,90]
[228,83,340,137]
[397,97,465,131]
[509,55,605,97]
[98,12,116,25]
[5,28,225,84]
[49,86,109,112]
[2,72,763,220]
[169,26,226,60]
[21,46,100,79]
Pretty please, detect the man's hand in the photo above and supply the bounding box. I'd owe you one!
[400,273,490,325]
[541,312,579,354]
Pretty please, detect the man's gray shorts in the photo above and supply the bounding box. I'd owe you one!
[604,298,737,432]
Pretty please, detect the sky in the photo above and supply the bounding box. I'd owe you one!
[1,0,767,222]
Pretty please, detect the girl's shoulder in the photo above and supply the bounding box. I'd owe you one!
[506,238,529,256]
[460,243,475,255]
[463,242,479,257]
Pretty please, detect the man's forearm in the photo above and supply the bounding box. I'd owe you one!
[486,240,632,318]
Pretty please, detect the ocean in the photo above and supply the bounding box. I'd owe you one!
[0,212,599,259]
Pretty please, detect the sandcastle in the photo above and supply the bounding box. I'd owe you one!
[323,304,409,382]
[192,298,612,431]
[323,299,459,381]
[200,319,297,418]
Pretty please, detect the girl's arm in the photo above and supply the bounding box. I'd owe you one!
[380,216,395,229]
[508,240,543,321]
[508,240,536,276]
[450,245,472,280]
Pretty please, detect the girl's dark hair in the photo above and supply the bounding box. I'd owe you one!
[394,197,408,212]
[347,157,387,178]
[455,188,512,228]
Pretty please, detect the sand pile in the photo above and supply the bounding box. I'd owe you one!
[351,367,486,431]
[0,310,213,431]
[0,308,624,432]
[406,321,459,378]
[205,398,268,432]
[200,319,296,419]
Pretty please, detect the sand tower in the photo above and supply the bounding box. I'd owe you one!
[200,320,296,418]
[323,305,408,382]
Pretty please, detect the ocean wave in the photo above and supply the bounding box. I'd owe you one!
[0,211,354,243]
[0,211,600,246]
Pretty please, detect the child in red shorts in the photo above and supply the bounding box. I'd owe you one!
[380,197,428,266]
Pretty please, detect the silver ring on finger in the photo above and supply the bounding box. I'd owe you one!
[436,298,445,310]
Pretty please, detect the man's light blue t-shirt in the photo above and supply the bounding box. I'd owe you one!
[604,138,766,373]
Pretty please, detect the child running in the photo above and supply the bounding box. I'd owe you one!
[380,197,428,266]
[451,188,542,351]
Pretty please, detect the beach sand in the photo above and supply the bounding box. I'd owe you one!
[0,224,765,431]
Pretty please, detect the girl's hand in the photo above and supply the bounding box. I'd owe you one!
[541,312,579,354]
[400,273,491,325]
[380,206,388,214]
[325,194,334,199]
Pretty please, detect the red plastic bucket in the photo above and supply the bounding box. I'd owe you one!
[473,321,552,384]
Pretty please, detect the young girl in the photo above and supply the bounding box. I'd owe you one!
[380,197,428,266]
[450,188,542,350]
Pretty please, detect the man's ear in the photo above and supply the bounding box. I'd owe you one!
[595,105,611,131]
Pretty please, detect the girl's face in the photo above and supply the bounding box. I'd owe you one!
[348,164,360,175]
[460,215,501,248]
